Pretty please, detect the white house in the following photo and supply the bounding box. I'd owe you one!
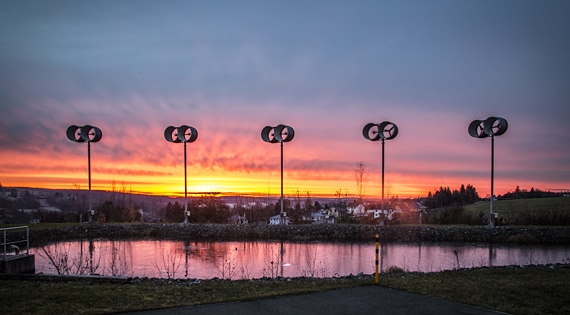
[366,209,395,220]
[347,204,366,216]
[366,209,382,219]
[269,213,289,225]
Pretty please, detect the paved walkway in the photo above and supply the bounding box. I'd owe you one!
[123,285,509,315]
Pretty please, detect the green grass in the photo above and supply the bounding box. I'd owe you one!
[381,266,570,315]
[465,197,570,217]
[0,277,371,315]
[1,265,569,315]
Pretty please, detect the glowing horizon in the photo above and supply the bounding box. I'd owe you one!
[0,152,559,200]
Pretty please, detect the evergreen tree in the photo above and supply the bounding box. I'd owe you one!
[426,184,480,208]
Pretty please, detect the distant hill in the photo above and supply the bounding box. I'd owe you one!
[464,197,570,225]
[465,197,570,215]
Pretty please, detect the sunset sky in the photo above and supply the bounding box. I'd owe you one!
[1,0,569,199]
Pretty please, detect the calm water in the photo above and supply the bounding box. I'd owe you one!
[32,240,570,279]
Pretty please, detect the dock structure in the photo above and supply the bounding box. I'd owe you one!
[1,226,35,274]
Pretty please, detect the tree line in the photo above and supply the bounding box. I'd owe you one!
[499,186,563,199]
[161,195,230,223]
[423,184,480,209]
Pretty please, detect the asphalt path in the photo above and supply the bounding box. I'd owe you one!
[122,285,509,315]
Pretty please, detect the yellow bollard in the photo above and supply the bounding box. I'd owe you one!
[375,234,379,284]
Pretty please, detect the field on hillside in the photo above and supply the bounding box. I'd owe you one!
[465,197,570,220]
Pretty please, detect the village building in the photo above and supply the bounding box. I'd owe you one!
[310,211,326,224]
[347,204,366,216]
[229,213,248,225]
[269,213,289,225]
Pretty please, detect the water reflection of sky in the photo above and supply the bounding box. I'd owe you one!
[32,240,570,280]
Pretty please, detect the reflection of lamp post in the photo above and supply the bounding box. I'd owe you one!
[261,124,295,225]
[165,125,198,225]
[184,240,191,278]
[468,116,508,227]
[66,125,102,224]
[363,122,398,218]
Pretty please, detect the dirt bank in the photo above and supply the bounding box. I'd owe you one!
[29,223,570,246]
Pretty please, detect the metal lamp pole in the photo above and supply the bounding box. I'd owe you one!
[183,140,188,224]
[165,125,198,225]
[280,140,284,217]
[262,124,295,225]
[66,125,102,224]
[381,138,385,211]
[363,121,398,217]
[468,116,508,227]
[87,140,92,223]
[490,134,495,225]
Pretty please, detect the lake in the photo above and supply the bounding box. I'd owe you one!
[32,240,570,279]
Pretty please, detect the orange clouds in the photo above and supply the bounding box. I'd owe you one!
[0,96,566,200]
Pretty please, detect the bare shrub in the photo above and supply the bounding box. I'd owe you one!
[39,242,100,275]
[152,248,181,279]
[106,241,133,277]
[301,249,318,277]
[317,260,331,278]
[216,254,237,280]
[300,248,332,278]
[386,266,404,273]
[261,245,281,278]
[239,263,252,280]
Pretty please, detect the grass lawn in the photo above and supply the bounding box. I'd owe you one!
[1,265,569,315]
[464,197,570,217]
[381,265,570,315]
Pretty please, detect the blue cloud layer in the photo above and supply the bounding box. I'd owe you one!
[1,0,569,194]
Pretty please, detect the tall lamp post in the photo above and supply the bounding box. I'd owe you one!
[261,124,295,225]
[468,116,508,227]
[165,125,198,225]
[363,121,398,217]
[66,125,103,224]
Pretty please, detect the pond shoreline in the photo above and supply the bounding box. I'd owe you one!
[29,223,570,246]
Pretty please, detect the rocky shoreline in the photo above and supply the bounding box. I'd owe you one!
[29,223,570,246]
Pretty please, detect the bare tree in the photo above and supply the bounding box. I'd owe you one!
[304,191,313,212]
[354,161,367,204]
[334,188,350,203]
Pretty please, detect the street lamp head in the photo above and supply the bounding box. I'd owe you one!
[164,126,181,143]
[164,125,198,143]
[468,117,508,138]
[66,125,103,143]
[81,125,103,142]
[261,126,279,143]
[378,121,398,140]
[261,124,295,143]
[363,123,381,141]
[468,120,486,138]
[363,121,398,141]
[483,117,508,137]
